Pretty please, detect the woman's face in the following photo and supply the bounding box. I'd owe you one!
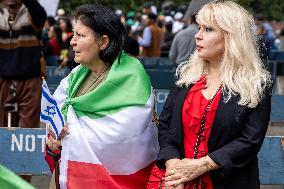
[59,19,67,32]
[70,20,101,66]
[195,24,225,63]
[48,26,54,38]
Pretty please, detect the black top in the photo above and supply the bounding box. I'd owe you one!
[157,84,272,189]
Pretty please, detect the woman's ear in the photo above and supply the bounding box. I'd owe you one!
[99,35,109,51]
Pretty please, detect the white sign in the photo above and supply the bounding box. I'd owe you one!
[38,0,59,17]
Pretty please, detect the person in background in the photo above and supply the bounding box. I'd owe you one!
[143,2,157,16]
[58,16,73,50]
[157,1,272,189]
[172,12,185,34]
[46,4,158,189]
[125,25,140,57]
[280,28,284,50]
[169,14,199,68]
[161,20,175,57]
[42,16,56,50]
[131,12,143,35]
[256,15,276,51]
[56,8,65,20]
[43,25,62,57]
[274,29,282,50]
[59,17,73,46]
[138,13,163,57]
[256,24,270,62]
[0,0,46,182]
[58,16,76,70]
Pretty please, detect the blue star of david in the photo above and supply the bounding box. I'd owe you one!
[44,106,56,116]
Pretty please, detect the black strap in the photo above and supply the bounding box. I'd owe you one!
[46,144,61,161]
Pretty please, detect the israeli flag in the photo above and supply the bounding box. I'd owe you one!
[40,80,64,139]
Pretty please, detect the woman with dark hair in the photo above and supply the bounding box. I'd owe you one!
[46,4,158,189]
[44,25,62,57]
[58,16,76,70]
[161,21,175,57]
[125,24,140,56]
[42,16,56,49]
[58,17,73,48]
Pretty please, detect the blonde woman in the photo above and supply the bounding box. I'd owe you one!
[156,1,272,189]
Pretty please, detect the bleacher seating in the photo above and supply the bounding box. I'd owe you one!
[45,66,69,93]
[45,55,60,66]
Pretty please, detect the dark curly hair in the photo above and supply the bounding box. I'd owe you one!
[74,4,127,65]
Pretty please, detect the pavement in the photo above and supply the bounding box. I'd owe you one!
[31,176,51,189]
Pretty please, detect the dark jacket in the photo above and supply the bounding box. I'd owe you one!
[157,84,272,189]
[0,0,47,79]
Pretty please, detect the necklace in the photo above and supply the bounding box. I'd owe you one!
[193,82,222,189]
[76,65,111,96]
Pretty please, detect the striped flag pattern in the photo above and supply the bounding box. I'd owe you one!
[53,52,159,189]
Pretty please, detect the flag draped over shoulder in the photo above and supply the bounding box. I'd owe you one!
[0,165,35,189]
[53,52,159,189]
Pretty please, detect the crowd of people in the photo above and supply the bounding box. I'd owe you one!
[0,0,280,189]
[39,2,284,72]
[40,2,192,69]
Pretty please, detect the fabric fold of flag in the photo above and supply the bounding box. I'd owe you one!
[53,52,159,189]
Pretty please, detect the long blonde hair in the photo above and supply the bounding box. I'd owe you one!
[176,1,272,108]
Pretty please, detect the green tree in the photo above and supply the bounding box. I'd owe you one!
[250,0,284,20]
[58,0,189,15]
[58,0,284,21]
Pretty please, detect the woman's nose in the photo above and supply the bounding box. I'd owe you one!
[195,31,202,40]
[70,36,76,46]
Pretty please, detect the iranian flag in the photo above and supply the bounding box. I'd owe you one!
[53,52,159,189]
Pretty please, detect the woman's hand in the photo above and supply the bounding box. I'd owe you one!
[165,159,184,189]
[46,125,69,150]
[165,159,181,170]
[59,126,70,138]
[164,158,208,187]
